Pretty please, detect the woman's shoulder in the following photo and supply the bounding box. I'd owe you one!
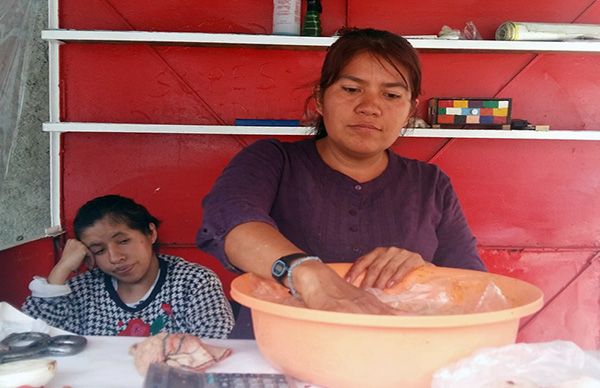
[389,152,451,186]
[66,268,105,290]
[158,254,220,281]
[391,152,445,174]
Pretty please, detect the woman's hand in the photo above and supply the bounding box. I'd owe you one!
[345,247,430,289]
[48,239,93,285]
[292,260,398,315]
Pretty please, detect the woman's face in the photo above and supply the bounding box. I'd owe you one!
[80,216,158,285]
[318,51,414,158]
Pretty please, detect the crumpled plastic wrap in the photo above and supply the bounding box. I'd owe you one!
[367,275,510,315]
[432,340,600,387]
[0,0,39,181]
[250,268,511,315]
[438,21,482,40]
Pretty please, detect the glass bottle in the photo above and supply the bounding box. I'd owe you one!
[302,0,322,37]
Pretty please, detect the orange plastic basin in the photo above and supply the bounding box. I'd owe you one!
[230,264,544,388]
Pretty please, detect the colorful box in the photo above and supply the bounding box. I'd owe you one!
[428,98,512,129]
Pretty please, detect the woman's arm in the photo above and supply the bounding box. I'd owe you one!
[225,222,396,315]
[48,239,93,284]
[197,140,286,271]
[224,222,302,279]
[21,293,81,330]
[21,239,90,331]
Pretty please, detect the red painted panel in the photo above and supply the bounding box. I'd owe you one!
[481,249,600,348]
[517,256,600,349]
[59,0,347,37]
[348,0,600,39]
[437,139,600,248]
[0,238,56,308]
[417,52,534,122]
[62,133,244,243]
[481,249,594,296]
[61,44,325,124]
[59,0,600,39]
[61,44,600,131]
[480,249,596,328]
[61,133,303,244]
[501,54,600,130]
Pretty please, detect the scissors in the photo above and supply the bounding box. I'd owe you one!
[0,332,87,364]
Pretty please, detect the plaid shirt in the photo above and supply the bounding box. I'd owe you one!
[22,254,234,338]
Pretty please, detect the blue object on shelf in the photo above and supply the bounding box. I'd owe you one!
[235,119,301,127]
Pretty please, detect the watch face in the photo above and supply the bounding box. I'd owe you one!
[272,261,287,278]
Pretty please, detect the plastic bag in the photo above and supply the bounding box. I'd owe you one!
[368,274,510,315]
[432,341,600,388]
[0,302,50,341]
[0,0,40,181]
[250,267,511,316]
[438,21,482,40]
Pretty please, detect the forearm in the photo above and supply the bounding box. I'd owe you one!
[47,239,90,284]
[47,263,74,285]
[22,293,75,329]
[224,222,304,279]
[224,223,395,315]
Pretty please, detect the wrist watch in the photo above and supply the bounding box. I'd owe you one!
[271,253,308,285]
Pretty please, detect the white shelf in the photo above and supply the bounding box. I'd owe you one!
[404,128,600,140]
[43,122,313,136]
[42,122,600,140]
[41,30,336,47]
[41,29,600,53]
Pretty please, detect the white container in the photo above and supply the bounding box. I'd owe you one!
[272,0,301,36]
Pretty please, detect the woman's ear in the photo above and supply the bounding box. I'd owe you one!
[412,98,419,114]
[408,98,420,125]
[403,98,420,128]
[148,223,158,244]
[315,87,324,115]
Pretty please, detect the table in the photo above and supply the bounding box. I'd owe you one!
[47,336,281,388]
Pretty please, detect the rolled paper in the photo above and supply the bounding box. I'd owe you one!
[496,21,600,41]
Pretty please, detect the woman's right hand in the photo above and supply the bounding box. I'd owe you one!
[291,260,397,315]
[345,246,428,290]
[48,239,93,284]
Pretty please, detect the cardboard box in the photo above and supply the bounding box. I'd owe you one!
[429,98,512,129]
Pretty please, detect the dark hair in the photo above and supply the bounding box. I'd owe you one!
[312,27,422,139]
[73,195,160,240]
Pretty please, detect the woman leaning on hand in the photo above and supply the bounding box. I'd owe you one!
[197,27,486,338]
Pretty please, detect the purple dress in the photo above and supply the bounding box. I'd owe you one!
[197,138,485,337]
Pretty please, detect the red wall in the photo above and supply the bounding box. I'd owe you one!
[1,0,598,348]
[0,238,55,307]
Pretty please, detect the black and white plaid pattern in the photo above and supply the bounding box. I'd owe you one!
[22,254,234,339]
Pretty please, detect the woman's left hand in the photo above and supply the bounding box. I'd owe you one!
[345,247,431,289]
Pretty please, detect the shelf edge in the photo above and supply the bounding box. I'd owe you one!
[42,123,600,140]
[40,30,600,53]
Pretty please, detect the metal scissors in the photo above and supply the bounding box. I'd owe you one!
[0,332,87,363]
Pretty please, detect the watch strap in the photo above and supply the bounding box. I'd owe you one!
[271,253,308,284]
[287,256,322,298]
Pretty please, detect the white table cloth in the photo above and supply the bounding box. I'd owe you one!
[47,336,281,388]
